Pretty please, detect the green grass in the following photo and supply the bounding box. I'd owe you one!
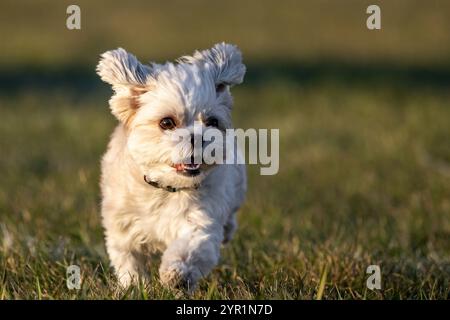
[0,0,449,299]
[0,78,449,299]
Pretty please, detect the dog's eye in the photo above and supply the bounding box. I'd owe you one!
[159,117,176,130]
[205,117,219,128]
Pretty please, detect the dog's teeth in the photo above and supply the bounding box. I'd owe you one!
[184,164,200,170]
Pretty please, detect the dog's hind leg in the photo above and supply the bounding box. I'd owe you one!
[223,212,237,244]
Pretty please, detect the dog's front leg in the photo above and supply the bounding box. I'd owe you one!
[159,223,222,292]
[106,237,147,288]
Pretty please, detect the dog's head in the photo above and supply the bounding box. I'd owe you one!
[96,43,246,189]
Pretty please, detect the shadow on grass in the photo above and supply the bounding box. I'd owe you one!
[1,60,450,96]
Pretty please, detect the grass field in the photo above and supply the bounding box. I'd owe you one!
[0,1,450,299]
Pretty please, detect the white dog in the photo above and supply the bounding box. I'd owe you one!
[96,43,247,291]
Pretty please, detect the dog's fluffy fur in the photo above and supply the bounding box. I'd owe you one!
[96,43,246,290]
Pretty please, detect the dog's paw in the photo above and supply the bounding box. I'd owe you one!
[116,271,138,288]
[159,261,202,293]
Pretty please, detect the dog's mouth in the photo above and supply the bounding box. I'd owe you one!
[173,163,202,176]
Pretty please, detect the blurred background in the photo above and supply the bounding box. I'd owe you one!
[0,0,449,299]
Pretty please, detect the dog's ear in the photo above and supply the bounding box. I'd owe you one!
[186,43,246,90]
[96,48,152,124]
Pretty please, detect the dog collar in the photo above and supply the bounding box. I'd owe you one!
[144,175,199,192]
